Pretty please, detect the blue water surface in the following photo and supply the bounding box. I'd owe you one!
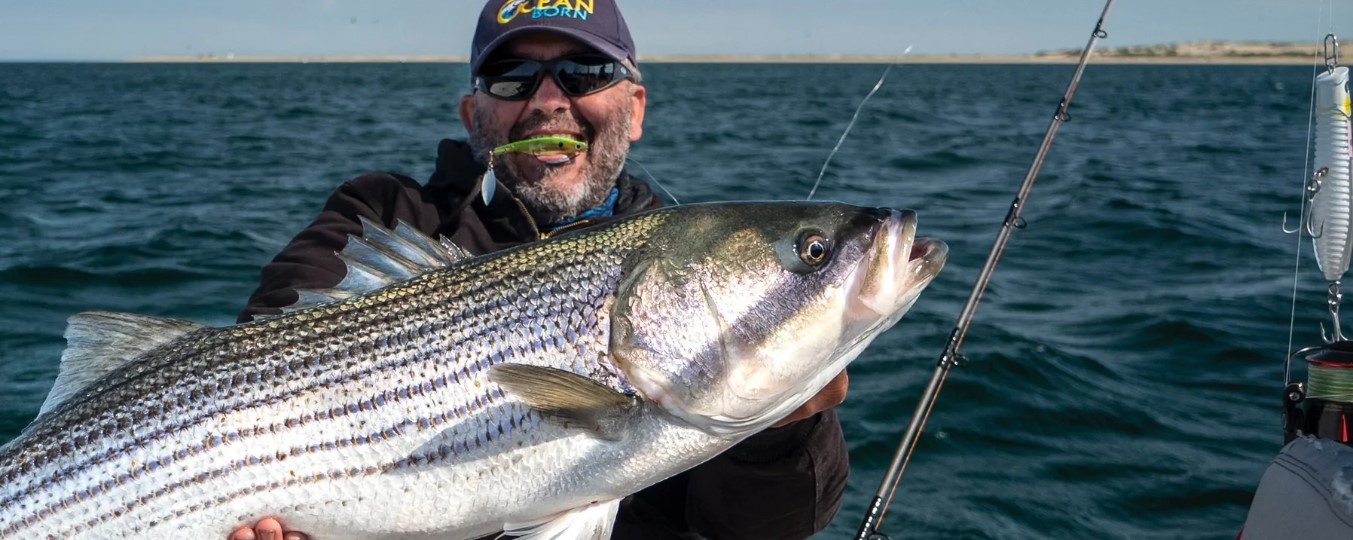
[0,61,1324,538]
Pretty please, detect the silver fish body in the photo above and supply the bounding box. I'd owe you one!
[0,202,946,539]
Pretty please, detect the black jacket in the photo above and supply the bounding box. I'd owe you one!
[239,140,849,539]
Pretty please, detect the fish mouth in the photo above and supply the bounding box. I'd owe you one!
[886,209,946,269]
[909,238,945,271]
[853,209,947,319]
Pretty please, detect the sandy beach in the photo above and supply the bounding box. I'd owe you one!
[125,54,1316,65]
[124,40,1323,66]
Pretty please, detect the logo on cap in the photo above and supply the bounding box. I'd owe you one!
[497,0,596,24]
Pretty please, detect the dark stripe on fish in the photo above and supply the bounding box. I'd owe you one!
[1,273,616,511]
[4,387,532,536]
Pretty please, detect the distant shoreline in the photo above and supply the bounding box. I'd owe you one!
[11,41,1323,66]
[122,54,1316,66]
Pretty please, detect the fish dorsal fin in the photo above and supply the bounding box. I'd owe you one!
[438,235,473,262]
[382,218,468,267]
[488,364,639,441]
[42,311,203,415]
[503,498,621,540]
[284,217,473,313]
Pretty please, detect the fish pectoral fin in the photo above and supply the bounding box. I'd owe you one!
[44,311,205,415]
[488,364,639,441]
[502,498,621,540]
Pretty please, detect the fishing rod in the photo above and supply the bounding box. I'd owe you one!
[854,1,1115,538]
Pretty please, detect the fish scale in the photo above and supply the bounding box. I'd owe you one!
[0,216,649,538]
[0,202,946,539]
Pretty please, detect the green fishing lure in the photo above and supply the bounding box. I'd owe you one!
[493,136,588,156]
[481,136,589,205]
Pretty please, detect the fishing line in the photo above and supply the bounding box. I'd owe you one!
[853,2,1114,538]
[1308,359,1353,400]
[624,157,680,205]
[1285,0,1334,386]
[806,45,912,201]
[631,45,912,206]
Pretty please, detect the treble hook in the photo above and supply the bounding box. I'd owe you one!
[1309,217,1326,239]
[1304,167,1325,238]
[1325,280,1346,343]
[1282,169,1325,235]
[1282,211,1301,234]
[1326,34,1341,73]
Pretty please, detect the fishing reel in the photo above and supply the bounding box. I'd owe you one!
[1284,341,1353,445]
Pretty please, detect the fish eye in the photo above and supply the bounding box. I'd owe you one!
[797,232,831,267]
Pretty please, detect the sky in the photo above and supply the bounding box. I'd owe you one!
[0,0,1340,61]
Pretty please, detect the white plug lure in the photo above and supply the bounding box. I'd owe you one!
[1302,50,1353,342]
[1310,65,1353,284]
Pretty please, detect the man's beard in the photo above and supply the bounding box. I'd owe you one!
[469,102,632,225]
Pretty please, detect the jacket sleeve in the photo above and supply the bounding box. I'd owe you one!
[681,409,850,539]
[237,173,438,323]
[611,409,850,539]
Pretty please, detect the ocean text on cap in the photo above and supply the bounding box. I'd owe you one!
[498,0,596,24]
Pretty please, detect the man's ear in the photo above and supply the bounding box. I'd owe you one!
[628,84,646,142]
[459,93,475,132]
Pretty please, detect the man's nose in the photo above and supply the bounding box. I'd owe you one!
[526,73,569,114]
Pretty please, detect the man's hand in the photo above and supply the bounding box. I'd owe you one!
[772,370,848,428]
[228,517,307,540]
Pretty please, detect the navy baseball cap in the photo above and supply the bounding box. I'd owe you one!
[470,0,637,75]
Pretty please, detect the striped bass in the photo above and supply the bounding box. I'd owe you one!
[0,201,947,539]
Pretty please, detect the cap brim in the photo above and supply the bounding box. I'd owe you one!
[472,26,631,75]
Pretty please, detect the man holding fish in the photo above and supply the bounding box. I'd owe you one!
[230,1,850,538]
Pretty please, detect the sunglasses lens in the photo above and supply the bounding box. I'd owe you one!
[477,56,628,100]
[555,56,627,96]
[478,60,541,99]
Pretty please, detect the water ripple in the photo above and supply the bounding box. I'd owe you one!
[0,62,1318,539]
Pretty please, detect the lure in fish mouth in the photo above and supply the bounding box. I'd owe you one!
[608,204,947,436]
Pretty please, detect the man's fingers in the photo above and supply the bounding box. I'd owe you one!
[771,370,849,428]
[226,517,308,540]
[820,370,848,408]
[254,518,284,540]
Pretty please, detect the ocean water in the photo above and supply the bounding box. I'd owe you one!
[0,61,1323,538]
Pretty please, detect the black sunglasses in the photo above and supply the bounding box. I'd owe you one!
[474,55,631,101]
